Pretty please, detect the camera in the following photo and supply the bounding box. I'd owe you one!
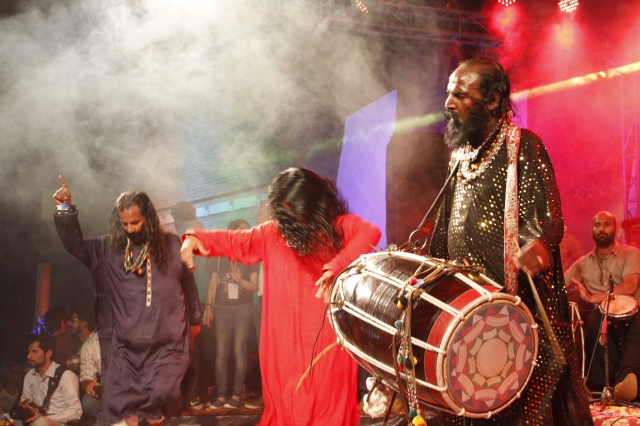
[9,401,45,422]
[94,385,103,397]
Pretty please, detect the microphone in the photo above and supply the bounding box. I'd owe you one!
[609,271,614,295]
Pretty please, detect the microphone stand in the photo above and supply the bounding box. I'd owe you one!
[589,272,637,409]
[594,272,615,410]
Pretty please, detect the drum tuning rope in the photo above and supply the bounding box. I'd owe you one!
[392,286,428,425]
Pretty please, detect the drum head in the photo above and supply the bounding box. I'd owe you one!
[445,301,537,414]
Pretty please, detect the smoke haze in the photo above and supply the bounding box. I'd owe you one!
[0,0,407,215]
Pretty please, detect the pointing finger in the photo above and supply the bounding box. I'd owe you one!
[59,175,68,189]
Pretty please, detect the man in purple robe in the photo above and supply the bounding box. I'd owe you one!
[52,175,201,426]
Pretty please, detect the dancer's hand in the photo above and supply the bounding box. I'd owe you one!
[180,235,209,271]
[315,270,334,303]
[53,175,72,205]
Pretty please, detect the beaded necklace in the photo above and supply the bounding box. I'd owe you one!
[456,119,508,186]
[123,238,154,307]
[123,238,150,276]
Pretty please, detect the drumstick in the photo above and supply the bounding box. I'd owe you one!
[526,272,567,368]
[295,342,339,393]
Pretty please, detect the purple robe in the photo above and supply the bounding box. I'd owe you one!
[54,209,200,424]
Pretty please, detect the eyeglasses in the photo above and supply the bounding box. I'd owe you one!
[67,318,81,324]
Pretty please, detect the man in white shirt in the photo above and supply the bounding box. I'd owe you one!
[79,330,102,419]
[20,334,82,425]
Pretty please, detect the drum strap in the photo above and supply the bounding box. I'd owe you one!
[503,123,521,295]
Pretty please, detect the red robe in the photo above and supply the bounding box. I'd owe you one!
[184,214,381,426]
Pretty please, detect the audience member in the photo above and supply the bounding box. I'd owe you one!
[0,363,25,416]
[244,201,269,410]
[79,327,102,424]
[43,307,81,370]
[20,334,82,425]
[66,310,95,377]
[206,219,258,409]
[171,201,213,411]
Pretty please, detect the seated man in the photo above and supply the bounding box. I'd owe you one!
[565,211,640,402]
[0,362,25,416]
[79,324,102,422]
[20,333,82,425]
[67,309,96,378]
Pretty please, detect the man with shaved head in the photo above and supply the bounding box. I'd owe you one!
[565,211,640,402]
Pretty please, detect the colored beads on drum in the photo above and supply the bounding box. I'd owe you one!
[411,415,427,425]
[395,296,408,309]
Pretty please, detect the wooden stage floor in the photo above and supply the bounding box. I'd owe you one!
[162,402,640,426]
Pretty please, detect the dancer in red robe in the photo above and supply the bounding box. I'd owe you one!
[181,167,381,425]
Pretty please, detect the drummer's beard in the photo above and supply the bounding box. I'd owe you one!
[592,230,616,247]
[444,105,491,149]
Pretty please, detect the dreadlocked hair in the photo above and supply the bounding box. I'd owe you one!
[109,191,167,271]
[268,167,348,259]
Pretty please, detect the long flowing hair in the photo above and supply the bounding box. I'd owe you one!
[109,191,167,270]
[268,167,348,258]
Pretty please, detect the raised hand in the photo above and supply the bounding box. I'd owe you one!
[230,265,243,284]
[53,175,72,205]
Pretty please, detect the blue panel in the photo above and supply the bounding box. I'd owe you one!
[337,91,397,248]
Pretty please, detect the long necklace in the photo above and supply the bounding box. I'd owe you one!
[123,238,153,307]
[457,120,508,186]
[123,238,150,276]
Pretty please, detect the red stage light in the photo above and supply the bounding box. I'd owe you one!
[498,0,516,6]
[559,0,579,13]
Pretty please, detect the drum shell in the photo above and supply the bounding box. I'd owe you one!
[330,252,538,417]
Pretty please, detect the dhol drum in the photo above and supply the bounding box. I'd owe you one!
[599,294,639,321]
[569,301,585,379]
[329,251,539,418]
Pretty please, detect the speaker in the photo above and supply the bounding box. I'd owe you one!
[386,132,448,247]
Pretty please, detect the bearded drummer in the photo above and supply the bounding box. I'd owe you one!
[179,167,381,426]
[429,58,593,425]
[565,211,640,402]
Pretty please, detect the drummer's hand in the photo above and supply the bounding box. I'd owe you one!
[53,175,72,205]
[516,241,551,276]
[315,270,334,303]
[572,277,602,304]
[180,235,209,272]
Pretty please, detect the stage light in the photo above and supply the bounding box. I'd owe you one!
[498,0,516,6]
[559,0,578,13]
[355,0,369,13]
[512,61,640,100]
